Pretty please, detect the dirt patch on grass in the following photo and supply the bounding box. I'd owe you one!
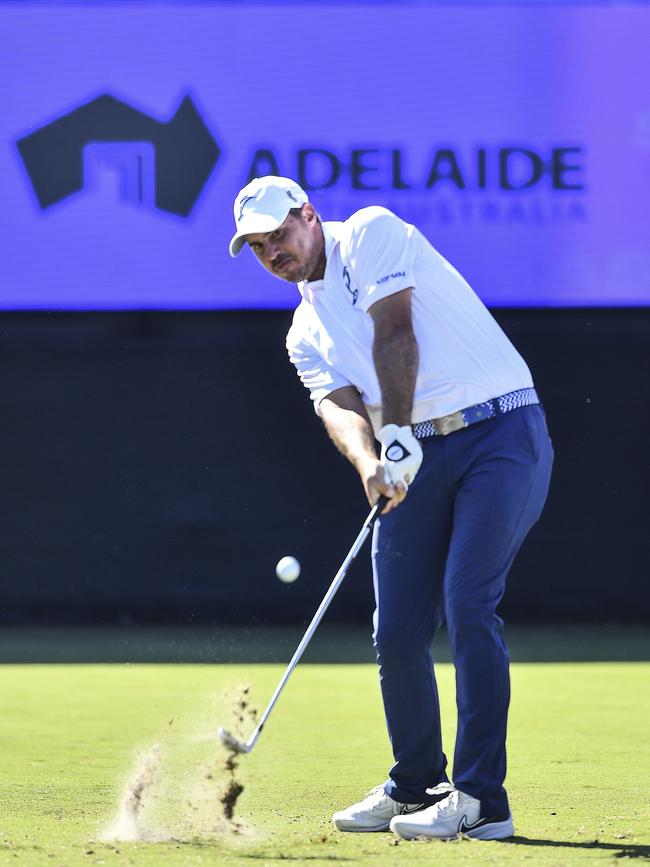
[100,684,258,843]
[100,744,161,842]
[218,684,258,827]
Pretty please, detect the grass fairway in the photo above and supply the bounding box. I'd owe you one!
[0,638,648,865]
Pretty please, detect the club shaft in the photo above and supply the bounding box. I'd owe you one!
[244,498,385,751]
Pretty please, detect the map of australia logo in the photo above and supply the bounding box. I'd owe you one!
[16,94,220,217]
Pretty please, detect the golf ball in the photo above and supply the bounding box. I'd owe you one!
[276,555,300,583]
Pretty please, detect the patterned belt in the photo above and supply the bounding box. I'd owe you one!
[412,387,539,439]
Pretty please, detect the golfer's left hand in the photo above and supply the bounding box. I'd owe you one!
[378,424,423,493]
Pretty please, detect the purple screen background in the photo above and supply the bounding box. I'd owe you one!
[2,3,649,309]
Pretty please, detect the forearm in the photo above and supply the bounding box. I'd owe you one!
[319,386,409,512]
[319,393,378,477]
[373,327,419,427]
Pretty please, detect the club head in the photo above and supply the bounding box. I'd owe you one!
[218,726,252,754]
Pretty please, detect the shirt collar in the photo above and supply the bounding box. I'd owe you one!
[297,220,344,303]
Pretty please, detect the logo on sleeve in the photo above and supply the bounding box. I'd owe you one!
[386,441,410,462]
[342,266,358,305]
[377,270,406,285]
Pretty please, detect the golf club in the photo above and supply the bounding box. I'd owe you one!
[218,494,388,754]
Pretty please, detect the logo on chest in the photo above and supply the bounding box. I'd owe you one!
[342,266,358,306]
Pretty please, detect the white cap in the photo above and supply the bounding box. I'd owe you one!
[229,176,309,257]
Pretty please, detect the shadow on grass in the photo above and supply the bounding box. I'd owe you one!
[234,858,354,862]
[171,841,354,862]
[509,836,650,859]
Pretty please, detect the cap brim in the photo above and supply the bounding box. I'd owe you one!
[228,212,288,257]
[228,235,248,257]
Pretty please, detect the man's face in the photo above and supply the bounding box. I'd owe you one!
[245,204,324,283]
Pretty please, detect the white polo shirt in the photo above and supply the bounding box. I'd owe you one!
[286,207,534,433]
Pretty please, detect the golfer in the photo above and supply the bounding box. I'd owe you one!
[229,176,553,841]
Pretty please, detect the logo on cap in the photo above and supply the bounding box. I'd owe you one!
[238,193,260,222]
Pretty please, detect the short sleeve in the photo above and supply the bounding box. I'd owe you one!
[347,209,416,313]
[286,330,352,415]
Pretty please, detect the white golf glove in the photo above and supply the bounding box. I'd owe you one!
[378,424,423,488]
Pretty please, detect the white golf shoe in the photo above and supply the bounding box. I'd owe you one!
[389,788,514,841]
[332,785,430,832]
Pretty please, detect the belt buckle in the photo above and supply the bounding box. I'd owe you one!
[433,411,465,436]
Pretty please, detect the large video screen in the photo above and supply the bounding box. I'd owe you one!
[2,3,649,308]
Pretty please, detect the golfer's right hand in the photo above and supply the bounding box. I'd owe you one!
[361,458,407,514]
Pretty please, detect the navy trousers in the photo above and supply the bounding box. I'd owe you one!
[373,404,553,818]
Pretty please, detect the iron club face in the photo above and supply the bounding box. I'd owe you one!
[218,726,251,754]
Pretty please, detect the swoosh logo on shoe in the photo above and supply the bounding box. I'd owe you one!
[458,815,502,833]
[400,803,426,814]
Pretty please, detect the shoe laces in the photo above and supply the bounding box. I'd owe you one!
[427,782,454,797]
[431,788,462,817]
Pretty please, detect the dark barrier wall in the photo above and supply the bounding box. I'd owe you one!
[0,309,647,625]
